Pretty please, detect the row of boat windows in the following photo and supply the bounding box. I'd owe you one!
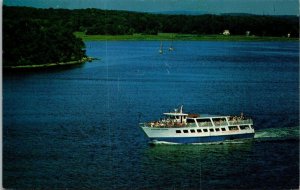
[176,128,226,133]
[175,125,251,134]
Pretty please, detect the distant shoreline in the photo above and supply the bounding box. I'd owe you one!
[75,32,298,42]
[3,57,94,70]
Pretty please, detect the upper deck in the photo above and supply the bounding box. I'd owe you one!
[144,113,253,128]
[141,106,253,128]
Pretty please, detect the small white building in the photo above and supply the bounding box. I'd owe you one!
[223,30,230,35]
[246,31,251,36]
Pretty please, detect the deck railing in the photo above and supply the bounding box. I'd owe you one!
[197,122,213,127]
[212,121,228,126]
[186,123,198,127]
[228,119,253,125]
[141,118,253,128]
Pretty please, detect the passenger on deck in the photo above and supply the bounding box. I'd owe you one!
[240,112,244,120]
[233,116,237,123]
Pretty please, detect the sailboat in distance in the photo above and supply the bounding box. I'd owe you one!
[159,41,163,54]
[169,39,174,51]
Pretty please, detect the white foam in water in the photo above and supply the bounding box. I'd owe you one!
[254,126,299,139]
[150,141,180,145]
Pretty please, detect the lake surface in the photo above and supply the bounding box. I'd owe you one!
[3,41,299,189]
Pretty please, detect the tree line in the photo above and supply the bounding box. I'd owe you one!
[3,6,86,66]
[3,6,299,66]
[4,6,299,36]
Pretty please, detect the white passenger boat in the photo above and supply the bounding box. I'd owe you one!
[140,106,255,144]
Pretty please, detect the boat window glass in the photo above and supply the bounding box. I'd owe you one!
[203,129,208,132]
[190,129,195,133]
[240,125,250,130]
[221,128,226,131]
[176,130,181,133]
[197,129,202,133]
[215,128,220,131]
[196,118,213,127]
[183,130,188,133]
[250,125,253,129]
[169,116,176,119]
[187,119,195,123]
[229,126,239,131]
[209,129,214,132]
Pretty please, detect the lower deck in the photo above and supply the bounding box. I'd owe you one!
[149,133,255,144]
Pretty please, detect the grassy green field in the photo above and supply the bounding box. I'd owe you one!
[75,32,298,42]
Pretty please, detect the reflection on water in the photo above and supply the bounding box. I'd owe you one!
[145,140,254,161]
[143,144,254,189]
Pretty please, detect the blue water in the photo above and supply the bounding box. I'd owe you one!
[3,41,299,189]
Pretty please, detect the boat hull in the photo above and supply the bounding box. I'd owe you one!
[149,133,255,144]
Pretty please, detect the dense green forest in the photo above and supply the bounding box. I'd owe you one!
[3,6,86,66]
[4,6,299,36]
[3,6,299,66]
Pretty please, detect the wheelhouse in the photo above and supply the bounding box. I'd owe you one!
[163,112,188,124]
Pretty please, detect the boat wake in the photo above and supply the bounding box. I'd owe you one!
[149,140,180,145]
[254,126,299,142]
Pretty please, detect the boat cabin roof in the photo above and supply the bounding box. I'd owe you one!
[163,112,188,116]
[188,114,230,119]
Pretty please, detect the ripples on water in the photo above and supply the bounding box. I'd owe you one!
[3,41,299,189]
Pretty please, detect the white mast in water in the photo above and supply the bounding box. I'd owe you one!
[159,41,163,54]
[169,39,174,51]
